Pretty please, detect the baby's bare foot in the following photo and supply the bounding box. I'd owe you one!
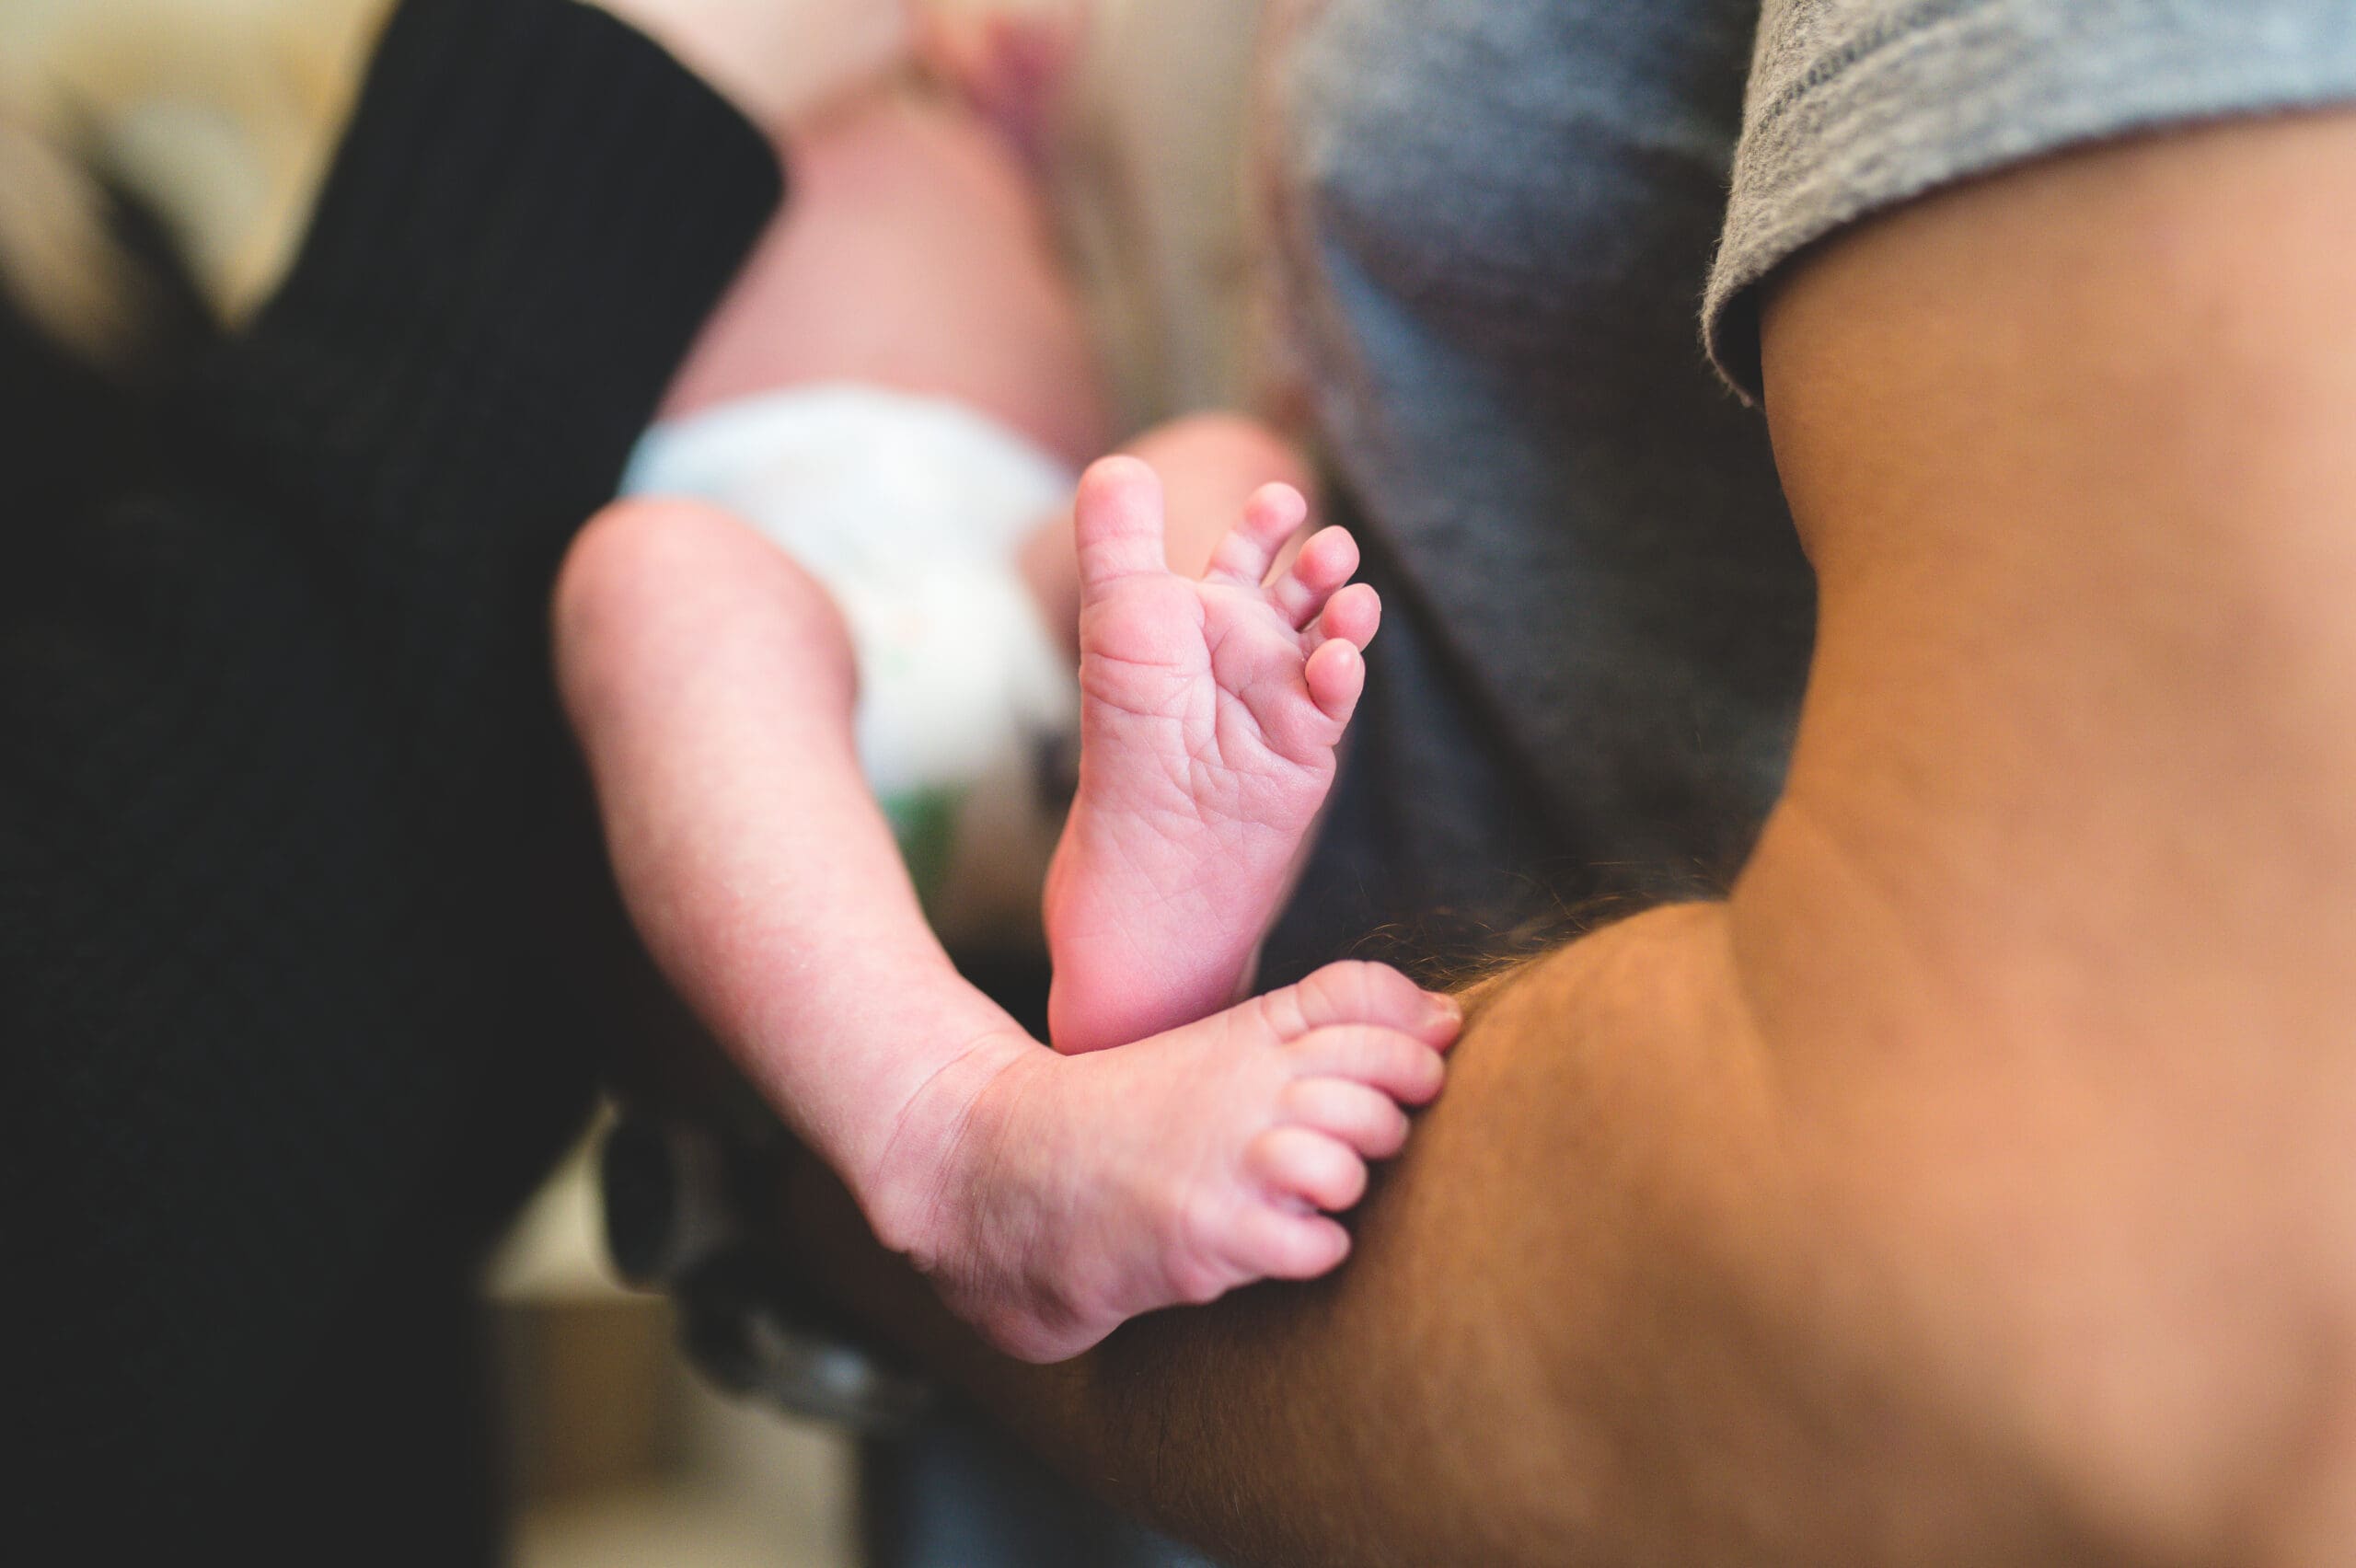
[870,962,1458,1362]
[1045,456,1379,1054]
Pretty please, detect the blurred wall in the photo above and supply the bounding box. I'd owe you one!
[0,0,390,339]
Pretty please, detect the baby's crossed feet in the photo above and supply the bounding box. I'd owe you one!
[857,456,1431,1362]
[874,961,1460,1362]
[1045,455,1381,1054]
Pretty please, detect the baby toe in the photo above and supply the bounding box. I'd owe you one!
[1282,1077,1413,1159]
[1226,1205,1354,1282]
[1248,1125,1369,1212]
[1285,1024,1447,1106]
[1290,960,1461,1041]
[1313,581,1382,651]
[1304,637,1365,726]
[1205,481,1308,587]
[1074,456,1169,594]
[1270,525,1361,628]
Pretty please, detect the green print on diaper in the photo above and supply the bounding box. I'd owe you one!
[880,784,962,905]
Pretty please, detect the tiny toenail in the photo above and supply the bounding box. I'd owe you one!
[1427,993,1461,1023]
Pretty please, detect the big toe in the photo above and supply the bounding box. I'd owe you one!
[1284,960,1462,1044]
[1073,455,1169,594]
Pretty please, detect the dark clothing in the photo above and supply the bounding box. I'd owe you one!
[1258,0,1816,988]
[5,0,778,1556]
[1258,0,2356,987]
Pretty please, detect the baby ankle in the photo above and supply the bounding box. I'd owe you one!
[860,1029,1039,1261]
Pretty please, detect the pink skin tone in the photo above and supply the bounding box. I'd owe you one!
[556,37,1454,1362]
[557,498,1457,1361]
[1045,458,1382,1053]
[914,0,1086,171]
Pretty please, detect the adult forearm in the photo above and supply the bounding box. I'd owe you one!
[1034,904,1803,1568]
[808,899,2068,1568]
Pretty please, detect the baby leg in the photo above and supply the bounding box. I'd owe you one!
[557,498,1022,1185]
[630,72,1132,943]
[557,499,1456,1362]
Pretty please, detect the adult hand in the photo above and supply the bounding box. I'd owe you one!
[587,0,910,131]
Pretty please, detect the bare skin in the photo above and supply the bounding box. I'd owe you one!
[1045,457,1379,1052]
[587,0,915,133]
[655,83,1108,465]
[915,0,1086,172]
[567,22,1422,1355]
[556,499,1453,1361]
[752,111,2356,1567]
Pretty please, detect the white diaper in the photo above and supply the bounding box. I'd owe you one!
[621,384,1079,950]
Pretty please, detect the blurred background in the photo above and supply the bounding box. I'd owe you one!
[1,0,1263,1560]
[0,0,1265,423]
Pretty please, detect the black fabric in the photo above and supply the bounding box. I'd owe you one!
[2,0,780,1555]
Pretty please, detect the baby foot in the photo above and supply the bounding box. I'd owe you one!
[1044,456,1380,1054]
[872,962,1460,1362]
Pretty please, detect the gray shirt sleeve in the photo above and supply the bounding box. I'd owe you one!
[1706,0,2356,399]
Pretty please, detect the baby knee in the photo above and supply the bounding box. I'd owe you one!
[556,497,857,711]
[565,494,835,616]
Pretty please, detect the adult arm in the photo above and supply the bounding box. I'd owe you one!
[798,110,2356,1568]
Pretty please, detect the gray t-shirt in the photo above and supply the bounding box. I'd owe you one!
[1260,0,2356,981]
